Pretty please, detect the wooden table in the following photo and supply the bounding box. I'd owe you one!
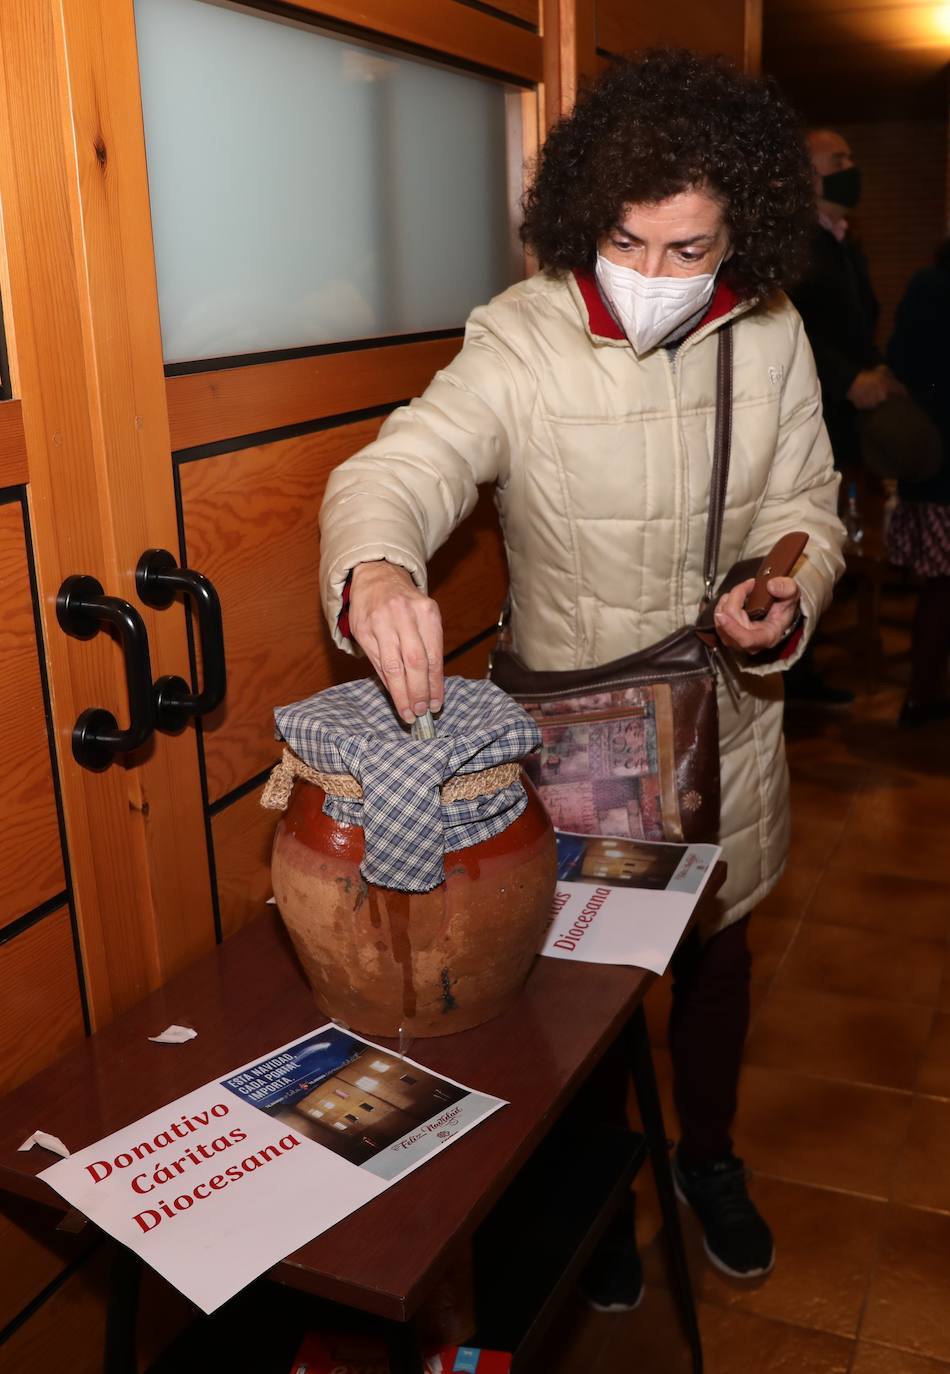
[0,908,707,1373]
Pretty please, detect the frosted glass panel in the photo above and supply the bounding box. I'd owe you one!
[134,0,518,364]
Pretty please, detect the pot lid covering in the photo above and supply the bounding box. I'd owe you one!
[274,676,541,892]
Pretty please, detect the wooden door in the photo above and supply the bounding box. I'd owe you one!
[0,0,545,1362]
[0,411,84,1097]
[0,0,221,1357]
[0,0,546,1003]
[143,0,542,940]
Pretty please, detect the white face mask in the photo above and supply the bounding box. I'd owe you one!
[595,252,723,355]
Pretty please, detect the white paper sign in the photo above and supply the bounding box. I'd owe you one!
[39,1025,505,1313]
[540,833,722,973]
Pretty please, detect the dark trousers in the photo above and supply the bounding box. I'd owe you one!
[574,915,752,1165]
[670,915,751,1167]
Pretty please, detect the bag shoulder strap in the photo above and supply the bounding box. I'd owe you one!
[702,323,734,606]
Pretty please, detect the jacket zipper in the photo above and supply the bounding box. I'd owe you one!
[661,348,692,618]
[675,298,754,356]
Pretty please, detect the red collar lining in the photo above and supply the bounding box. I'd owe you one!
[574,267,625,339]
[573,268,741,343]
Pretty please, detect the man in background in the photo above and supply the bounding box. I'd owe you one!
[787,128,902,706]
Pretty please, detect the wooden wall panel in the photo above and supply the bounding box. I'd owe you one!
[835,120,947,341]
[180,423,507,804]
[491,0,539,23]
[596,0,747,66]
[0,908,85,1097]
[0,1194,95,1334]
[0,0,216,1025]
[179,423,376,805]
[0,402,27,487]
[212,786,278,940]
[166,339,463,454]
[0,1247,109,1374]
[0,1237,190,1373]
[0,500,65,930]
[288,0,542,83]
[446,634,494,681]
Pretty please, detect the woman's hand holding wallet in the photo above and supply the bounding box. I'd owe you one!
[713,532,809,656]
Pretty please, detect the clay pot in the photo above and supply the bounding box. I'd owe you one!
[271,774,556,1038]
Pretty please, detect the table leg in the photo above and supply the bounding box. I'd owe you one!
[627,1004,703,1374]
[384,1320,426,1374]
[103,1244,140,1374]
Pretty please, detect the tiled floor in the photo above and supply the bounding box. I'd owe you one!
[542,578,950,1372]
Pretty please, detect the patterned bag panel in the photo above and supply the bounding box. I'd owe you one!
[519,674,719,845]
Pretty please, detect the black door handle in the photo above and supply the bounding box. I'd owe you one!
[135,549,227,732]
[56,576,155,771]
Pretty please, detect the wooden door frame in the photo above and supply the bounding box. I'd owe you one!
[0,0,216,1026]
[542,0,596,125]
[745,0,764,73]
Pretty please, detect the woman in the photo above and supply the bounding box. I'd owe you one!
[886,241,950,727]
[319,50,845,1300]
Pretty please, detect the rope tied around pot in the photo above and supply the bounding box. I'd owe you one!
[262,747,522,811]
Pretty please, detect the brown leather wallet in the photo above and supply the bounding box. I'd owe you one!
[745,531,809,620]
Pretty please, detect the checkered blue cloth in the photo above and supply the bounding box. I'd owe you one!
[274,676,541,893]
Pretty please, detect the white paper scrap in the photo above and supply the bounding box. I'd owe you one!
[148,1025,198,1045]
[18,1131,70,1159]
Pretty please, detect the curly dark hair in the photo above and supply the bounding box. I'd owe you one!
[520,49,815,298]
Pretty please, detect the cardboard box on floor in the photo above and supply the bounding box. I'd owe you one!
[289,1331,512,1373]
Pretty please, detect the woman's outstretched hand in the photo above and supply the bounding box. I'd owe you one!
[348,561,444,723]
[713,576,802,655]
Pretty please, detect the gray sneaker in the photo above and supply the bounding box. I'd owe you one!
[673,1150,775,1279]
[578,1199,645,1312]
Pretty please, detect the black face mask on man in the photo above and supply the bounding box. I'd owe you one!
[821,165,862,210]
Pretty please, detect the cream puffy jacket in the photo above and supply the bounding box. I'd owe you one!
[320,271,846,932]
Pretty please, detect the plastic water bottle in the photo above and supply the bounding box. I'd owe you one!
[844,481,864,550]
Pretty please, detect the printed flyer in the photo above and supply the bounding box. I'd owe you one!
[540,831,722,972]
[39,1025,504,1314]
